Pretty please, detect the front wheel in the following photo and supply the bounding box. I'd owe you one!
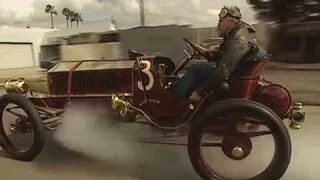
[188,99,291,180]
[0,93,45,161]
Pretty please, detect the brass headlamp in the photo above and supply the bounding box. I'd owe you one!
[111,94,132,117]
[5,78,29,94]
[289,102,305,130]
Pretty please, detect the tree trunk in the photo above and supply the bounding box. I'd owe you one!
[66,17,69,28]
[77,21,79,27]
[70,22,72,28]
[50,13,53,29]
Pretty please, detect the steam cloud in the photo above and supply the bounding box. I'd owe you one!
[51,101,192,179]
[53,101,143,164]
[47,101,276,180]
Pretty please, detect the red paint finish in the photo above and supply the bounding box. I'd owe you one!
[131,56,190,121]
[26,53,292,123]
[228,79,258,98]
[228,57,270,99]
[253,84,292,117]
[48,69,133,95]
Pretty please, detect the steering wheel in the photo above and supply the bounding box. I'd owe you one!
[170,38,210,77]
[183,38,207,58]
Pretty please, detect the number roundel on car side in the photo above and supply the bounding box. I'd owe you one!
[138,60,154,91]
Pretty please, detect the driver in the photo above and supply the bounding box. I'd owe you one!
[171,6,267,102]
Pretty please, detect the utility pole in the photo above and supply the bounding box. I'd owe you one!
[139,0,145,26]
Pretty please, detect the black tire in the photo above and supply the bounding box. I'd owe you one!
[188,99,292,180]
[0,93,45,161]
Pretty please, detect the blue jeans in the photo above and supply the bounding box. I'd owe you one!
[171,47,268,98]
[171,62,215,98]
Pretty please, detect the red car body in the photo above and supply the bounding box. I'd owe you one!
[1,42,305,180]
[22,49,291,122]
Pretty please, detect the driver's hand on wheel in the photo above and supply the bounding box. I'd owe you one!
[210,46,220,52]
[193,45,208,58]
[195,45,208,54]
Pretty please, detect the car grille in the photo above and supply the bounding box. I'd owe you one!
[48,70,133,95]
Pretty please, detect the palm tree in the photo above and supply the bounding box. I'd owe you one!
[73,13,79,27]
[69,10,75,28]
[44,4,58,29]
[76,13,83,27]
[61,7,71,28]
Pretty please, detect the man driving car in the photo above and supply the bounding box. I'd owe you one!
[171,6,267,102]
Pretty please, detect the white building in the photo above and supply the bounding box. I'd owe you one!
[0,22,117,70]
[39,23,193,66]
[0,27,56,69]
[3,21,268,70]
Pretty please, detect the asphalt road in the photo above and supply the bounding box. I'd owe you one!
[0,88,319,180]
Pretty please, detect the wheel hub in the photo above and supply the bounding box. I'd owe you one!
[9,118,33,134]
[222,134,252,160]
[231,147,244,158]
[9,124,17,133]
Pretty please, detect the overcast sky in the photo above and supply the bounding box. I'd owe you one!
[0,0,259,29]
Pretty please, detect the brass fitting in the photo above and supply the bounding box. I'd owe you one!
[289,102,305,130]
[5,78,29,94]
[111,94,132,117]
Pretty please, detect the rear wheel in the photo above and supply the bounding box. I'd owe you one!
[188,99,291,180]
[0,93,45,161]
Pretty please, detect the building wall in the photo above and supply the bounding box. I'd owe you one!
[38,22,117,65]
[60,42,121,61]
[252,23,269,49]
[37,22,320,65]
[0,43,35,69]
[40,45,60,61]
[0,27,55,67]
[41,21,116,46]
[191,27,218,44]
[265,22,320,63]
[119,25,192,65]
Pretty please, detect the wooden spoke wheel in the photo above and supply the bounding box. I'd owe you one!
[0,93,45,161]
[188,99,291,180]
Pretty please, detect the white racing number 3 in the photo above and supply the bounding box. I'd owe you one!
[137,60,154,91]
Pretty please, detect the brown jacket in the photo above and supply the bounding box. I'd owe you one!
[197,21,259,96]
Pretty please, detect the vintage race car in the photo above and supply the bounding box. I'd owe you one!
[0,38,305,180]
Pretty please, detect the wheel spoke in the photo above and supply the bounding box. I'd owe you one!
[244,130,272,138]
[242,117,266,125]
[5,108,26,118]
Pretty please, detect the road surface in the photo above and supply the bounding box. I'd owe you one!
[262,70,320,104]
[0,88,319,180]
